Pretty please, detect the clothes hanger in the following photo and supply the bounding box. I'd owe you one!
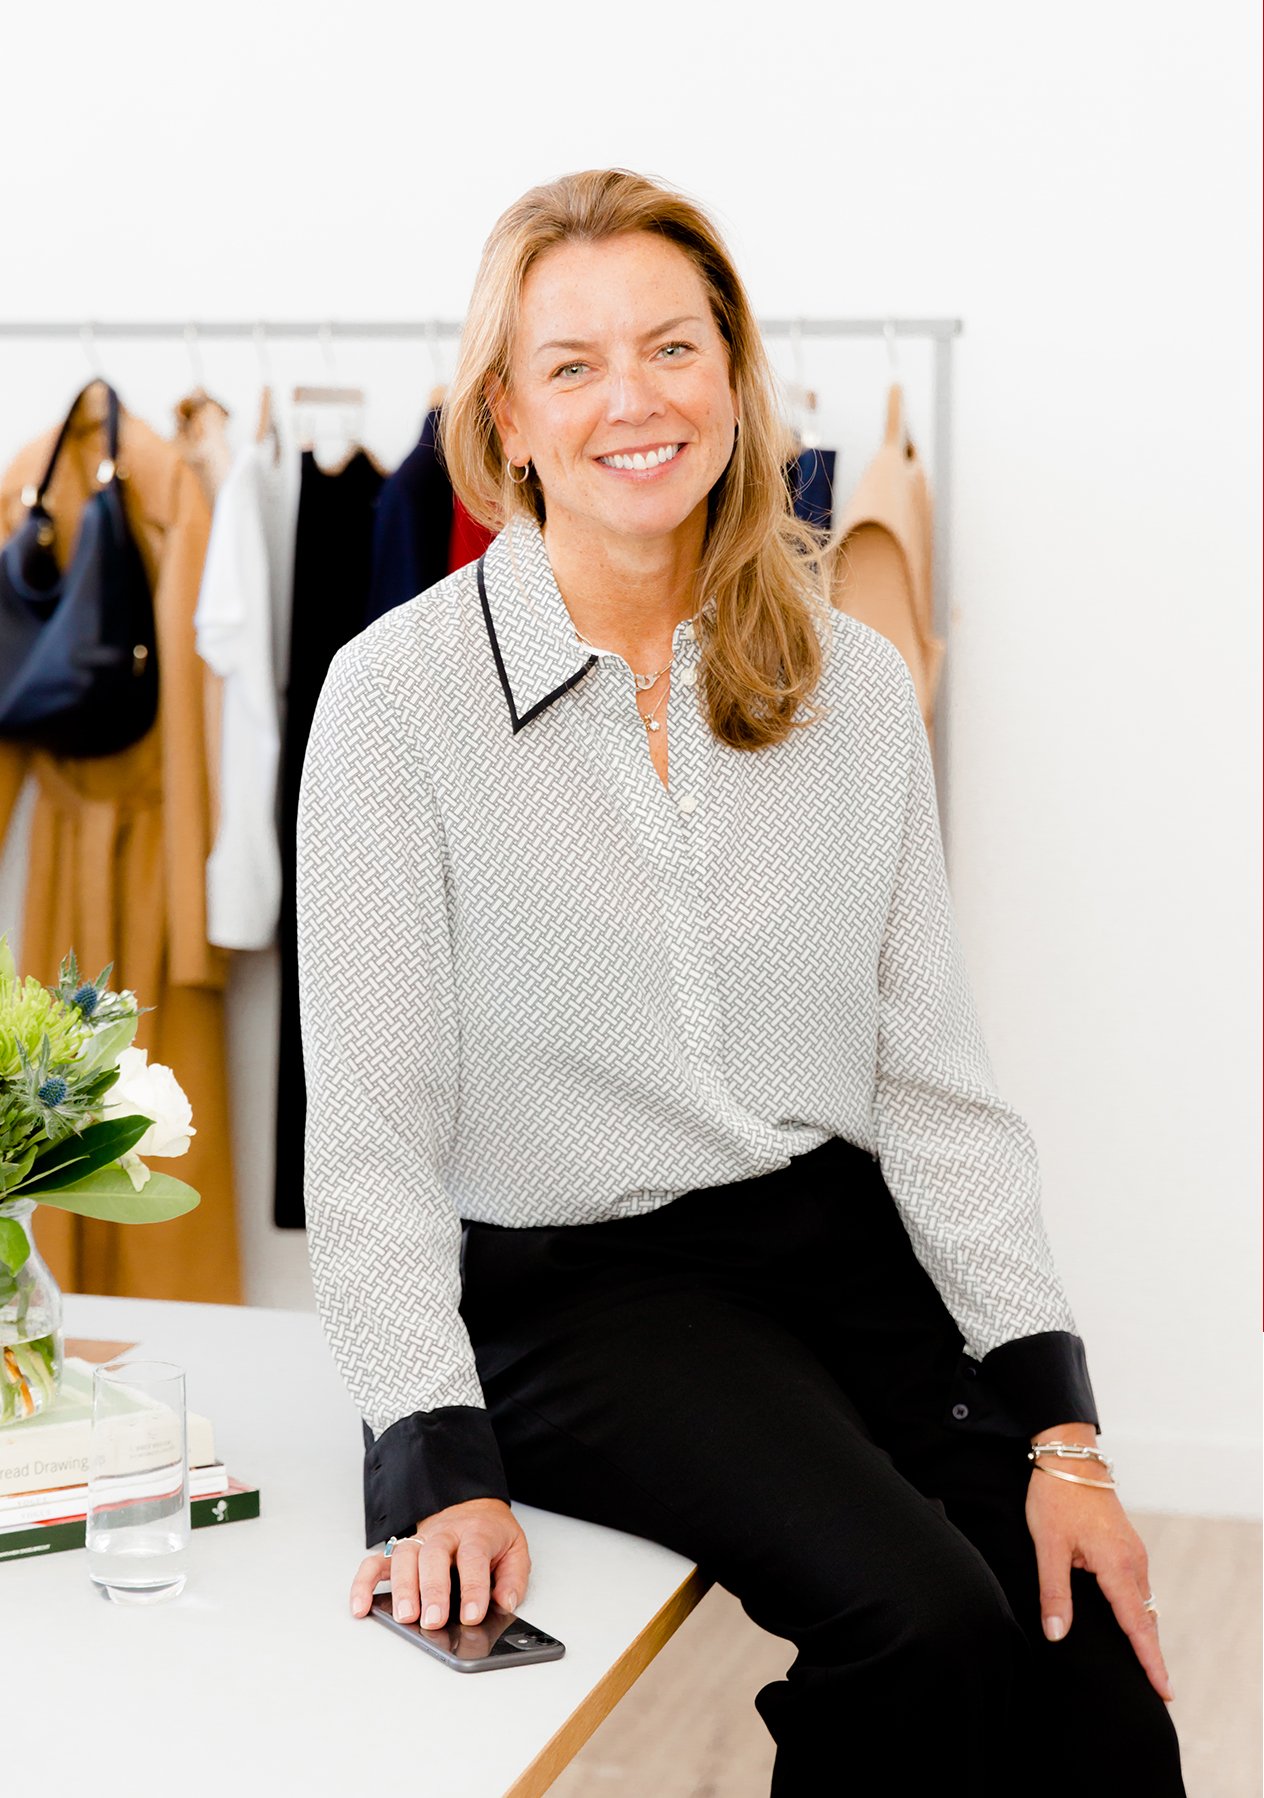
[424,318,448,413]
[64,326,116,443]
[292,322,379,473]
[786,316,823,452]
[255,383,277,458]
[252,323,280,467]
[173,323,232,424]
[52,329,131,491]
[882,319,912,456]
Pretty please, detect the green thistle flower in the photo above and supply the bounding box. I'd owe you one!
[0,934,88,1080]
[10,1037,88,1144]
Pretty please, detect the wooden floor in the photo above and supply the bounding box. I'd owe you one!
[550,1512,1261,1798]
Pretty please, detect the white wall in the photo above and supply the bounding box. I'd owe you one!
[1,0,1258,1516]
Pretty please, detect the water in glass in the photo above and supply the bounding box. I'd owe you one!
[86,1359,190,1604]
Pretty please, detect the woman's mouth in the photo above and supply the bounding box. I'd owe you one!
[594,442,686,477]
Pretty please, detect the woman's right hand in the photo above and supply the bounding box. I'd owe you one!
[349,1496,531,1629]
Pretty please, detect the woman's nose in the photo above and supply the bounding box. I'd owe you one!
[605,370,665,422]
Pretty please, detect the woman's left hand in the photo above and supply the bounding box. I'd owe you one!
[1025,1430,1175,1704]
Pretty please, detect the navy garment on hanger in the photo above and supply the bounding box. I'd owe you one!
[275,446,387,1230]
[364,407,452,626]
[786,446,837,534]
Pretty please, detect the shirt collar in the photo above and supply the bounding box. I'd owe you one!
[477,513,597,735]
[477,510,717,736]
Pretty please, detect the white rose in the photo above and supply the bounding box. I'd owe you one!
[103,1047,197,1160]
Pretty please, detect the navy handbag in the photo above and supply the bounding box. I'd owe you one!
[0,380,158,757]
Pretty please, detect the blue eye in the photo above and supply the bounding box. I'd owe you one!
[553,361,587,380]
[659,341,695,359]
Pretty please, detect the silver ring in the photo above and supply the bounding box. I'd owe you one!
[1142,1594,1160,1616]
[384,1533,427,1558]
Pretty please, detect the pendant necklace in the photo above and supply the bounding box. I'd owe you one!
[638,680,670,734]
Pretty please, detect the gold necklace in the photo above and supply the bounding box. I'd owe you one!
[637,676,670,734]
[571,624,673,691]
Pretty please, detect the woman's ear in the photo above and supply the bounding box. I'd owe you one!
[486,372,519,456]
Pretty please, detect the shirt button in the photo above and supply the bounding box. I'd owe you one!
[951,1403,970,1420]
[678,664,697,686]
[677,792,698,815]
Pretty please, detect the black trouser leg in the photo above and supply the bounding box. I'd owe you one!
[458,1138,1187,1794]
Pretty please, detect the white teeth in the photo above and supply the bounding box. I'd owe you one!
[599,444,680,470]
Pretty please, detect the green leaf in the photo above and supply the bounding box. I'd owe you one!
[69,1066,122,1108]
[77,1013,140,1075]
[28,1165,201,1223]
[0,1215,30,1275]
[0,1142,39,1197]
[14,1115,154,1194]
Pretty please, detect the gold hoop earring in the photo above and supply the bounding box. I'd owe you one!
[507,456,531,485]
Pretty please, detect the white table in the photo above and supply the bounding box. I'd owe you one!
[5,1294,710,1798]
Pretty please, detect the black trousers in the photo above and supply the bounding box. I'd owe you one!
[458,1136,1186,1795]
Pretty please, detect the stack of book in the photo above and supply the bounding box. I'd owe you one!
[1,1346,260,1563]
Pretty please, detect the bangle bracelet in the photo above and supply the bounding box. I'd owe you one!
[1030,1460,1118,1490]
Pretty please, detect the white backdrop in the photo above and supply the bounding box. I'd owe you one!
[0,0,1259,1517]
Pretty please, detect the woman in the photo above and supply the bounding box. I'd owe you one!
[296,168,1186,1791]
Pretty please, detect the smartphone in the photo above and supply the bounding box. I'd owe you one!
[368,1566,565,1673]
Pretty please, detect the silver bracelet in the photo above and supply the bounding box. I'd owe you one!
[1031,1460,1118,1489]
[1027,1440,1116,1480]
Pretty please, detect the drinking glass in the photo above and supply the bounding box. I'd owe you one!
[85,1359,190,1604]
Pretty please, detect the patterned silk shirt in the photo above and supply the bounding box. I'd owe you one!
[296,510,1097,1548]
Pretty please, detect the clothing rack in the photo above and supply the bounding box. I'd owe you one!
[0,314,963,842]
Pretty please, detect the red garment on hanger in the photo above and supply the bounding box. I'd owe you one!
[448,495,495,573]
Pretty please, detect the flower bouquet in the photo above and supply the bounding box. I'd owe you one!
[0,931,200,1422]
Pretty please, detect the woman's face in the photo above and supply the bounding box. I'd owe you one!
[492,231,739,548]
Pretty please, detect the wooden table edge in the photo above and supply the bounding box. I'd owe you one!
[502,1561,715,1798]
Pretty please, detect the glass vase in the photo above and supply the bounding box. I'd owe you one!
[0,1197,64,1423]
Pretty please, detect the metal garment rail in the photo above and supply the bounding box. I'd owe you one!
[0,314,963,843]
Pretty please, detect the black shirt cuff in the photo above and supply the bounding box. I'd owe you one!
[976,1330,1101,1437]
[362,1404,511,1550]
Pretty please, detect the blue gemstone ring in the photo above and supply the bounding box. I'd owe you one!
[384,1534,426,1557]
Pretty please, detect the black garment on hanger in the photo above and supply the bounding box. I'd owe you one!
[275,447,387,1230]
[364,407,452,626]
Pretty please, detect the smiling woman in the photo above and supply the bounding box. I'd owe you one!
[439,168,836,756]
[299,167,1186,1796]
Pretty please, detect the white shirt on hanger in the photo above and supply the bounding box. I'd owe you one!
[194,433,298,950]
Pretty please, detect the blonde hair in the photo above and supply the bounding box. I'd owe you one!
[440,167,834,751]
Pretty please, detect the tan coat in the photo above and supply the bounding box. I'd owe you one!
[829,383,945,743]
[0,381,243,1304]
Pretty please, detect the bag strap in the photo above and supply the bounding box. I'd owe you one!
[32,380,121,506]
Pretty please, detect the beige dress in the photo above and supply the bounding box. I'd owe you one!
[0,381,243,1303]
[828,382,945,743]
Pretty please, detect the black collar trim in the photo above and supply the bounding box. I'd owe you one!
[477,552,597,735]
